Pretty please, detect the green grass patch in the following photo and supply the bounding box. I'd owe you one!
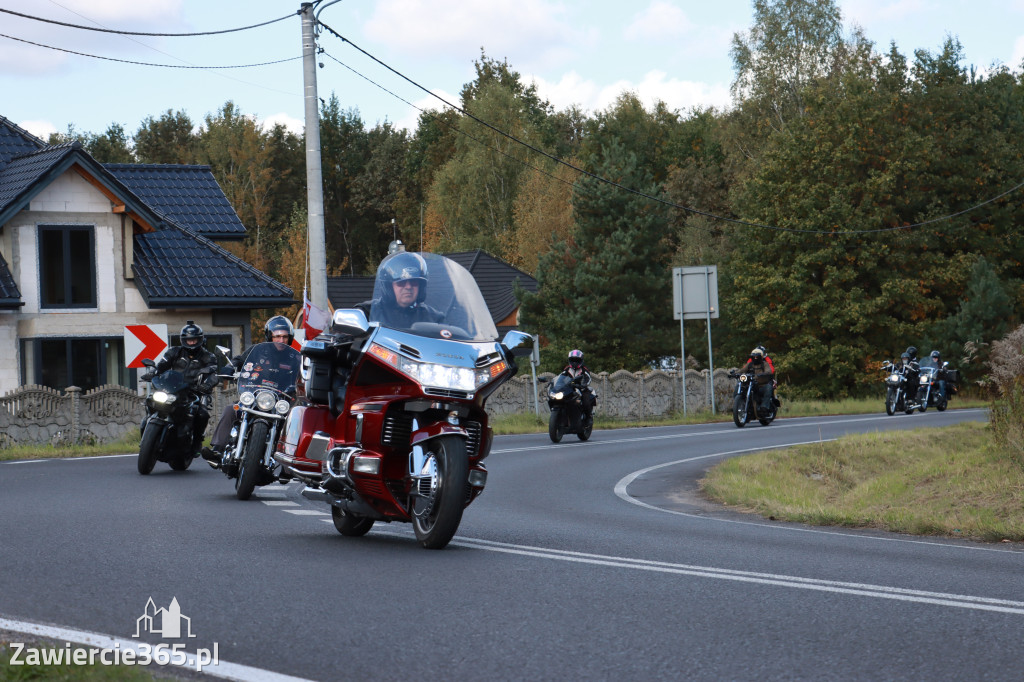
[0,432,139,462]
[700,421,1024,542]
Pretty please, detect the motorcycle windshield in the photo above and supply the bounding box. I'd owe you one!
[152,370,189,394]
[551,374,574,394]
[236,342,302,395]
[368,252,499,342]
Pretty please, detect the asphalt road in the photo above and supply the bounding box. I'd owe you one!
[2,407,1020,681]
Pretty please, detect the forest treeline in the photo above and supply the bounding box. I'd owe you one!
[54,0,1024,398]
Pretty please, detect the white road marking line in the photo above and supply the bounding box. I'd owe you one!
[282,509,329,516]
[0,616,315,681]
[260,501,298,506]
[440,536,1024,615]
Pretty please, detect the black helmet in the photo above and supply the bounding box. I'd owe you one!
[568,349,583,369]
[900,352,910,361]
[380,251,427,305]
[905,346,918,360]
[180,320,205,354]
[930,350,941,362]
[265,315,294,344]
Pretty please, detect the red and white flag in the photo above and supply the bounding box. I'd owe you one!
[302,288,330,341]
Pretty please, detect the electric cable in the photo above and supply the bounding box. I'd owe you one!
[318,20,1024,237]
[0,7,296,36]
[0,33,301,69]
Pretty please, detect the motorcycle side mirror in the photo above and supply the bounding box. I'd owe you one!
[332,309,370,337]
[215,345,232,360]
[501,330,534,357]
[538,377,549,384]
[942,361,949,368]
[141,358,156,368]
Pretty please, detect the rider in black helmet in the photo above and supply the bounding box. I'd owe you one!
[150,321,219,455]
[359,251,444,330]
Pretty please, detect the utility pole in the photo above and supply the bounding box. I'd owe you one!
[301,2,329,312]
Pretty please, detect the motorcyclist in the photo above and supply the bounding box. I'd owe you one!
[740,347,775,414]
[203,316,299,464]
[146,321,219,455]
[895,350,920,405]
[924,349,947,401]
[560,349,595,424]
[358,251,444,330]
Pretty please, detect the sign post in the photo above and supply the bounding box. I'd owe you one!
[125,324,168,368]
[672,266,719,414]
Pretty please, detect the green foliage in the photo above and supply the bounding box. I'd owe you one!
[134,109,197,163]
[519,138,675,371]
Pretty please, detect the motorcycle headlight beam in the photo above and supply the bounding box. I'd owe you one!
[370,343,506,392]
[152,391,174,404]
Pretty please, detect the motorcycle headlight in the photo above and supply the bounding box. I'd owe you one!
[152,391,175,404]
[256,391,276,412]
[274,399,290,415]
[739,374,748,383]
[239,391,256,406]
[889,373,901,383]
[919,374,929,385]
[369,343,501,392]
[552,391,564,400]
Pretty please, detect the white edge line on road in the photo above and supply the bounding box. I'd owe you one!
[0,616,314,682]
[613,438,1023,555]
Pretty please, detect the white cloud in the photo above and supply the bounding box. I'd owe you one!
[1012,35,1024,70]
[530,70,730,115]
[362,0,591,70]
[392,89,461,132]
[261,112,304,135]
[18,119,57,139]
[624,1,692,42]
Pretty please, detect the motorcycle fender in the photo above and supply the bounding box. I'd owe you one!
[282,405,337,470]
[410,422,468,447]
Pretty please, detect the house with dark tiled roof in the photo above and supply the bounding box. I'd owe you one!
[326,249,538,335]
[0,114,294,393]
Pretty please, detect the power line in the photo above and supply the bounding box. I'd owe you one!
[0,32,302,69]
[317,20,1024,237]
[0,7,296,36]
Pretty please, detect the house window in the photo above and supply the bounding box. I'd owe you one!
[39,225,96,308]
[21,337,127,391]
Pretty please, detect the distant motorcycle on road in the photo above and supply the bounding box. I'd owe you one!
[543,374,593,443]
[137,360,215,474]
[728,369,779,427]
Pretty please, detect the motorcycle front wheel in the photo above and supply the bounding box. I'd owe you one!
[885,388,896,416]
[411,435,468,549]
[235,421,267,500]
[733,395,748,428]
[332,505,374,537]
[548,408,564,443]
[578,413,592,442]
[137,422,161,475]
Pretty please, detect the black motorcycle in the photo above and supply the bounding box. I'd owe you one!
[881,360,916,416]
[916,361,956,413]
[138,360,214,475]
[212,342,302,500]
[728,370,779,427]
[544,374,593,443]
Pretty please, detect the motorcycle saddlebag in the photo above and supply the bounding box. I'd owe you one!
[944,369,960,386]
[302,333,353,405]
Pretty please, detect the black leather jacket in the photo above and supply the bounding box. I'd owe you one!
[155,345,219,392]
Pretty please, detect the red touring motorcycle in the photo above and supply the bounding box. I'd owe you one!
[276,252,532,549]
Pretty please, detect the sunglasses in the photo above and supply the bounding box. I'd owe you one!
[394,280,419,289]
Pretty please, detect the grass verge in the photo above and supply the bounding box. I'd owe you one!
[0,639,165,681]
[700,421,1024,542]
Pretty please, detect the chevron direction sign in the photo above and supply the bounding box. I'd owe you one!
[125,324,169,368]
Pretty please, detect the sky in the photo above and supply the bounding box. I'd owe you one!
[2,0,1024,141]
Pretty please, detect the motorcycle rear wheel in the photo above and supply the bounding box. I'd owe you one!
[732,396,748,428]
[331,506,374,536]
[548,408,564,443]
[758,405,776,426]
[235,421,267,500]
[411,435,468,550]
[137,422,161,475]
[936,396,947,412]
